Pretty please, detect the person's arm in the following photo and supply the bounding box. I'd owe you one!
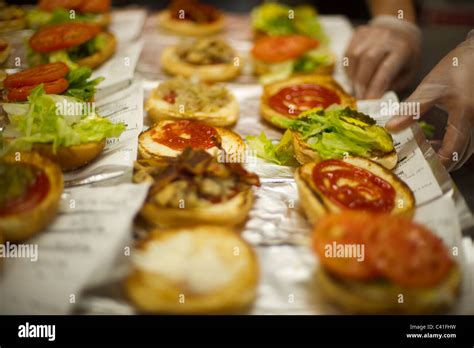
[386,31,474,171]
[344,0,421,99]
[367,0,416,23]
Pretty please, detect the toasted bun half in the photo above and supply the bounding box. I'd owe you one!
[138,120,245,161]
[125,226,259,314]
[0,5,26,32]
[0,39,11,64]
[161,46,240,82]
[0,152,63,242]
[145,88,239,127]
[260,75,356,129]
[140,187,255,228]
[157,10,224,37]
[295,157,415,225]
[317,264,460,314]
[31,140,106,171]
[76,32,116,69]
[253,56,335,78]
[292,131,398,170]
[94,13,112,28]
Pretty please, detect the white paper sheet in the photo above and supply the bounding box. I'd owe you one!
[0,183,150,315]
[63,81,144,184]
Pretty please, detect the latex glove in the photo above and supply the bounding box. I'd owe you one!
[386,30,474,171]
[345,15,421,99]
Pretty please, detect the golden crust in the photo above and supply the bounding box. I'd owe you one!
[0,39,11,65]
[253,57,335,78]
[145,87,240,127]
[77,32,116,69]
[295,157,415,225]
[0,17,26,32]
[140,188,255,228]
[125,226,259,314]
[317,264,460,314]
[138,120,245,161]
[0,152,63,242]
[161,46,241,82]
[292,131,398,170]
[157,9,224,37]
[31,140,106,171]
[260,75,356,129]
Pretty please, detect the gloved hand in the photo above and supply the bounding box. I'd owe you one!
[345,15,422,99]
[386,30,474,171]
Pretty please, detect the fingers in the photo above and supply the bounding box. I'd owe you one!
[385,84,440,132]
[437,121,470,171]
[345,26,371,87]
[354,46,389,98]
[365,49,407,99]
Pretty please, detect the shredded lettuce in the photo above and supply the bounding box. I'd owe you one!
[259,47,333,84]
[27,8,98,29]
[251,3,328,43]
[419,121,435,139]
[278,107,394,160]
[246,130,297,166]
[2,86,125,154]
[65,66,104,101]
[48,50,79,70]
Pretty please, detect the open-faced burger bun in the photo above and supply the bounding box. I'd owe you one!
[140,188,254,228]
[295,157,414,225]
[145,79,239,127]
[125,226,259,314]
[260,75,356,129]
[157,9,224,37]
[138,120,245,161]
[0,38,11,64]
[0,152,63,242]
[317,265,460,314]
[292,132,398,170]
[31,140,106,171]
[161,44,240,83]
[76,31,116,69]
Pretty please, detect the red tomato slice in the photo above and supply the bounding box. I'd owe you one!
[4,63,69,89]
[7,78,69,102]
[312,212,380,280]
[38,0,83,12]
[365,216,453,288]
[79,0,111,13]
[29,23,101,53]
[252,35,319,63]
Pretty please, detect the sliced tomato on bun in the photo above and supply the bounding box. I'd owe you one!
[4,62,69,89]
[29,23,101,53]
[252,35,319,63]
[313,212,380,280]
[7,78,69,102]
[365,216,453,288]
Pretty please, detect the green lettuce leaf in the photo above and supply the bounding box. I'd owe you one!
[277,106,394,161]
[246,130,297,166]
[65,66,104,101]
[2,85,125,154]
[293,47,333,73]
[251,2,328,42]
[48,50,80,70]
[419,121,435,139]
[26,8,98,29]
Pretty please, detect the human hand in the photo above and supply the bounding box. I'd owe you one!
[345,16,421,99]
[386,30,474,171]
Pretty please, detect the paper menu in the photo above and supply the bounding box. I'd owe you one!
[110,9,147,43]
[93,39,144,90]
[0,183,150,315]
[63,81,144,183]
